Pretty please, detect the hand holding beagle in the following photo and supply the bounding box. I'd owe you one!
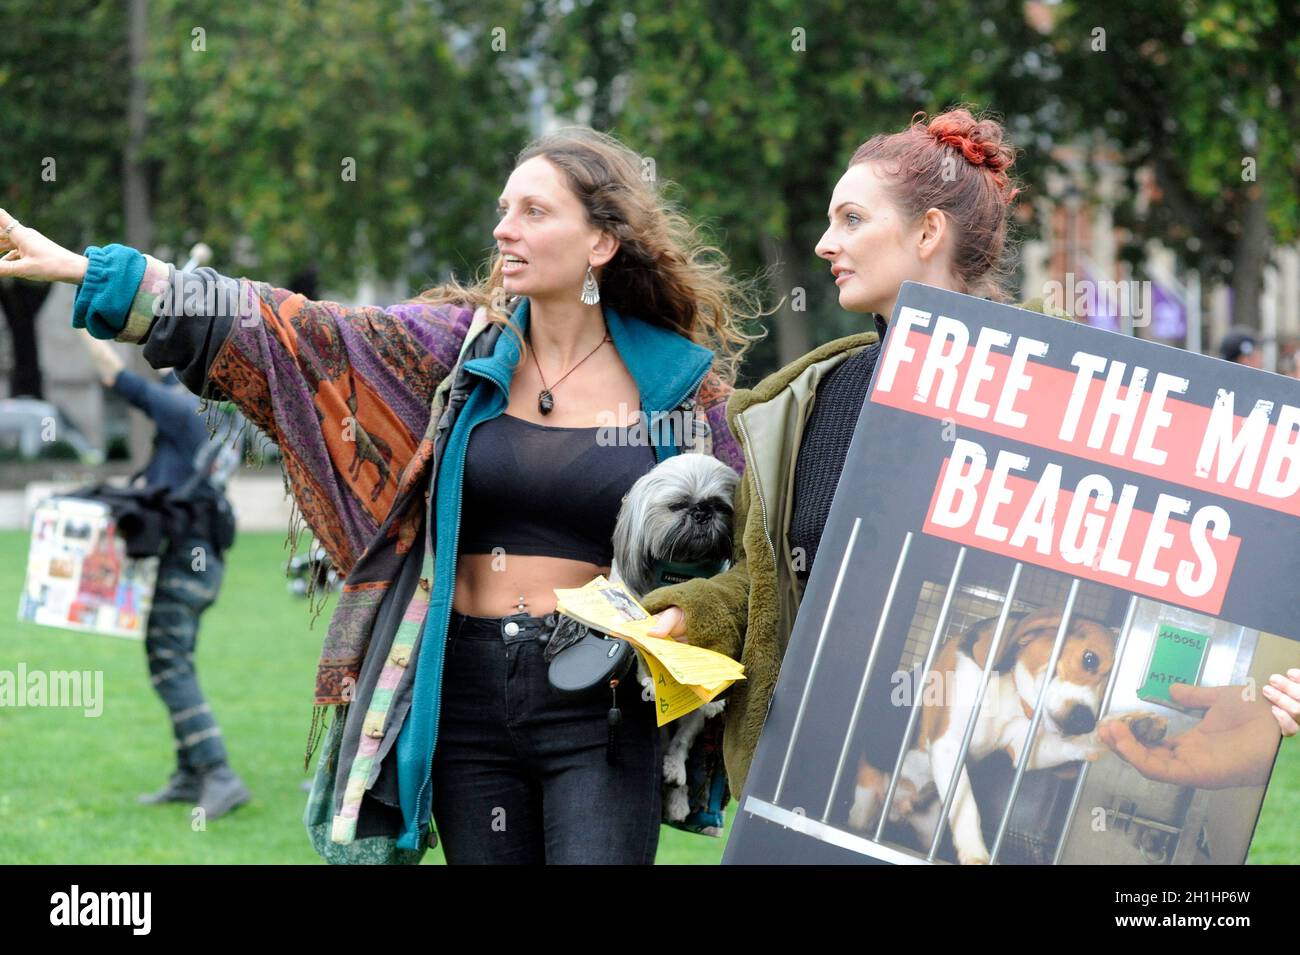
[1098,682,1284,790]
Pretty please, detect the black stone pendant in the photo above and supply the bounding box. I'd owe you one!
[538,389,555,415]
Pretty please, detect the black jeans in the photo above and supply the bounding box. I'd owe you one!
[430,610,662,864]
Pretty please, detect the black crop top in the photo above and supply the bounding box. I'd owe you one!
[458,413,658,566]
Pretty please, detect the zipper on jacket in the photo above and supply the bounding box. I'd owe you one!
[674,361,710,416]
[658,361,711,460]
[740,349,863,644]
[736,412,778,573]
[414,506,459,849]
[412,365,504,848]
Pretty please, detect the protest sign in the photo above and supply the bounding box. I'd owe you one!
[725,283,1299,865]
[19,497,158,639]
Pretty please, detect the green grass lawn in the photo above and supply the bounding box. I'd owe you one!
[1,530,1295,864]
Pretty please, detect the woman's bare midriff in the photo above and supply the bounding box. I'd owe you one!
[452,552,611,617]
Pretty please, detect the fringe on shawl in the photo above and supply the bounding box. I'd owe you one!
[196,394,336,626]
[304,702,344,771]
[197,395,342,770]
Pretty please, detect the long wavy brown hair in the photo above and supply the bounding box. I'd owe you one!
[410,126,764,384]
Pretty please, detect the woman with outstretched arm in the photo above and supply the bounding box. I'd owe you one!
[0,125,760,863]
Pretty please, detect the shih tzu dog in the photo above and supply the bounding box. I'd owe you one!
[612,453,739,822]
[546,452,739,823]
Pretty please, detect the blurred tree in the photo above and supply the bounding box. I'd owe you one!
[7,0,1291,394]
[0,0,534,470]
[0,1,532,402]
[0,0,130,396]
[1050,0,1300,329]
[532,0,1057,380]
[142,0,530,288]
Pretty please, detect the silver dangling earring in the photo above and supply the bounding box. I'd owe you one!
[580,264,601,305]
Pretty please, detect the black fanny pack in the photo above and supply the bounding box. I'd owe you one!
[545,557,730,696]
[544,617,636,764]
[544,617,635,694]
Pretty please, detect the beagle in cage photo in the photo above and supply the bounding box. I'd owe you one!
[848,607,1169,864]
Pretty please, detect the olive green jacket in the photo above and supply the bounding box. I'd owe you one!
[642,328,882,797]
[642,300,1054,796]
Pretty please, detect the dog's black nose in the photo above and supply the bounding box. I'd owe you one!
[1060,705,1097,736]
[690,505,712,525]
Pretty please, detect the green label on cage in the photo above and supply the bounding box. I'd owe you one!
[1137,624,1210,706]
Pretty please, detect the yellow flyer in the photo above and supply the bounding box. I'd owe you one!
[554,576,744,726]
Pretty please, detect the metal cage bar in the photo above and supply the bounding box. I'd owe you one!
[874,546,968,842]
[1049,594,1140,864]
[989,578,1080,863]
[821,531,915,821]
[926,562,1025,860]
[774,518,862,803]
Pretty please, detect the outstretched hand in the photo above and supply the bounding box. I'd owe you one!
[0,209,89,284]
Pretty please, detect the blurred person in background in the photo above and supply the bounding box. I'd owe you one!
[1279,339,1300,379]
[1219,327,1264,368]
[80,334,250,820]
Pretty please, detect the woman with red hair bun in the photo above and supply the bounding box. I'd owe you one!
[643,107,1300,804]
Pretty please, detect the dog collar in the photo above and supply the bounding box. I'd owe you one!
[653,558,730,588]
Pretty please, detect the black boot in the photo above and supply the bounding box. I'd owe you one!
[196,764,251,820]
[137,768,203,805]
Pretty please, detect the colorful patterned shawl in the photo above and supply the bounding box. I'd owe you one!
[123,256,743,761]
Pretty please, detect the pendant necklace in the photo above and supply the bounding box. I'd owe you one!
[528,328,611,416]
